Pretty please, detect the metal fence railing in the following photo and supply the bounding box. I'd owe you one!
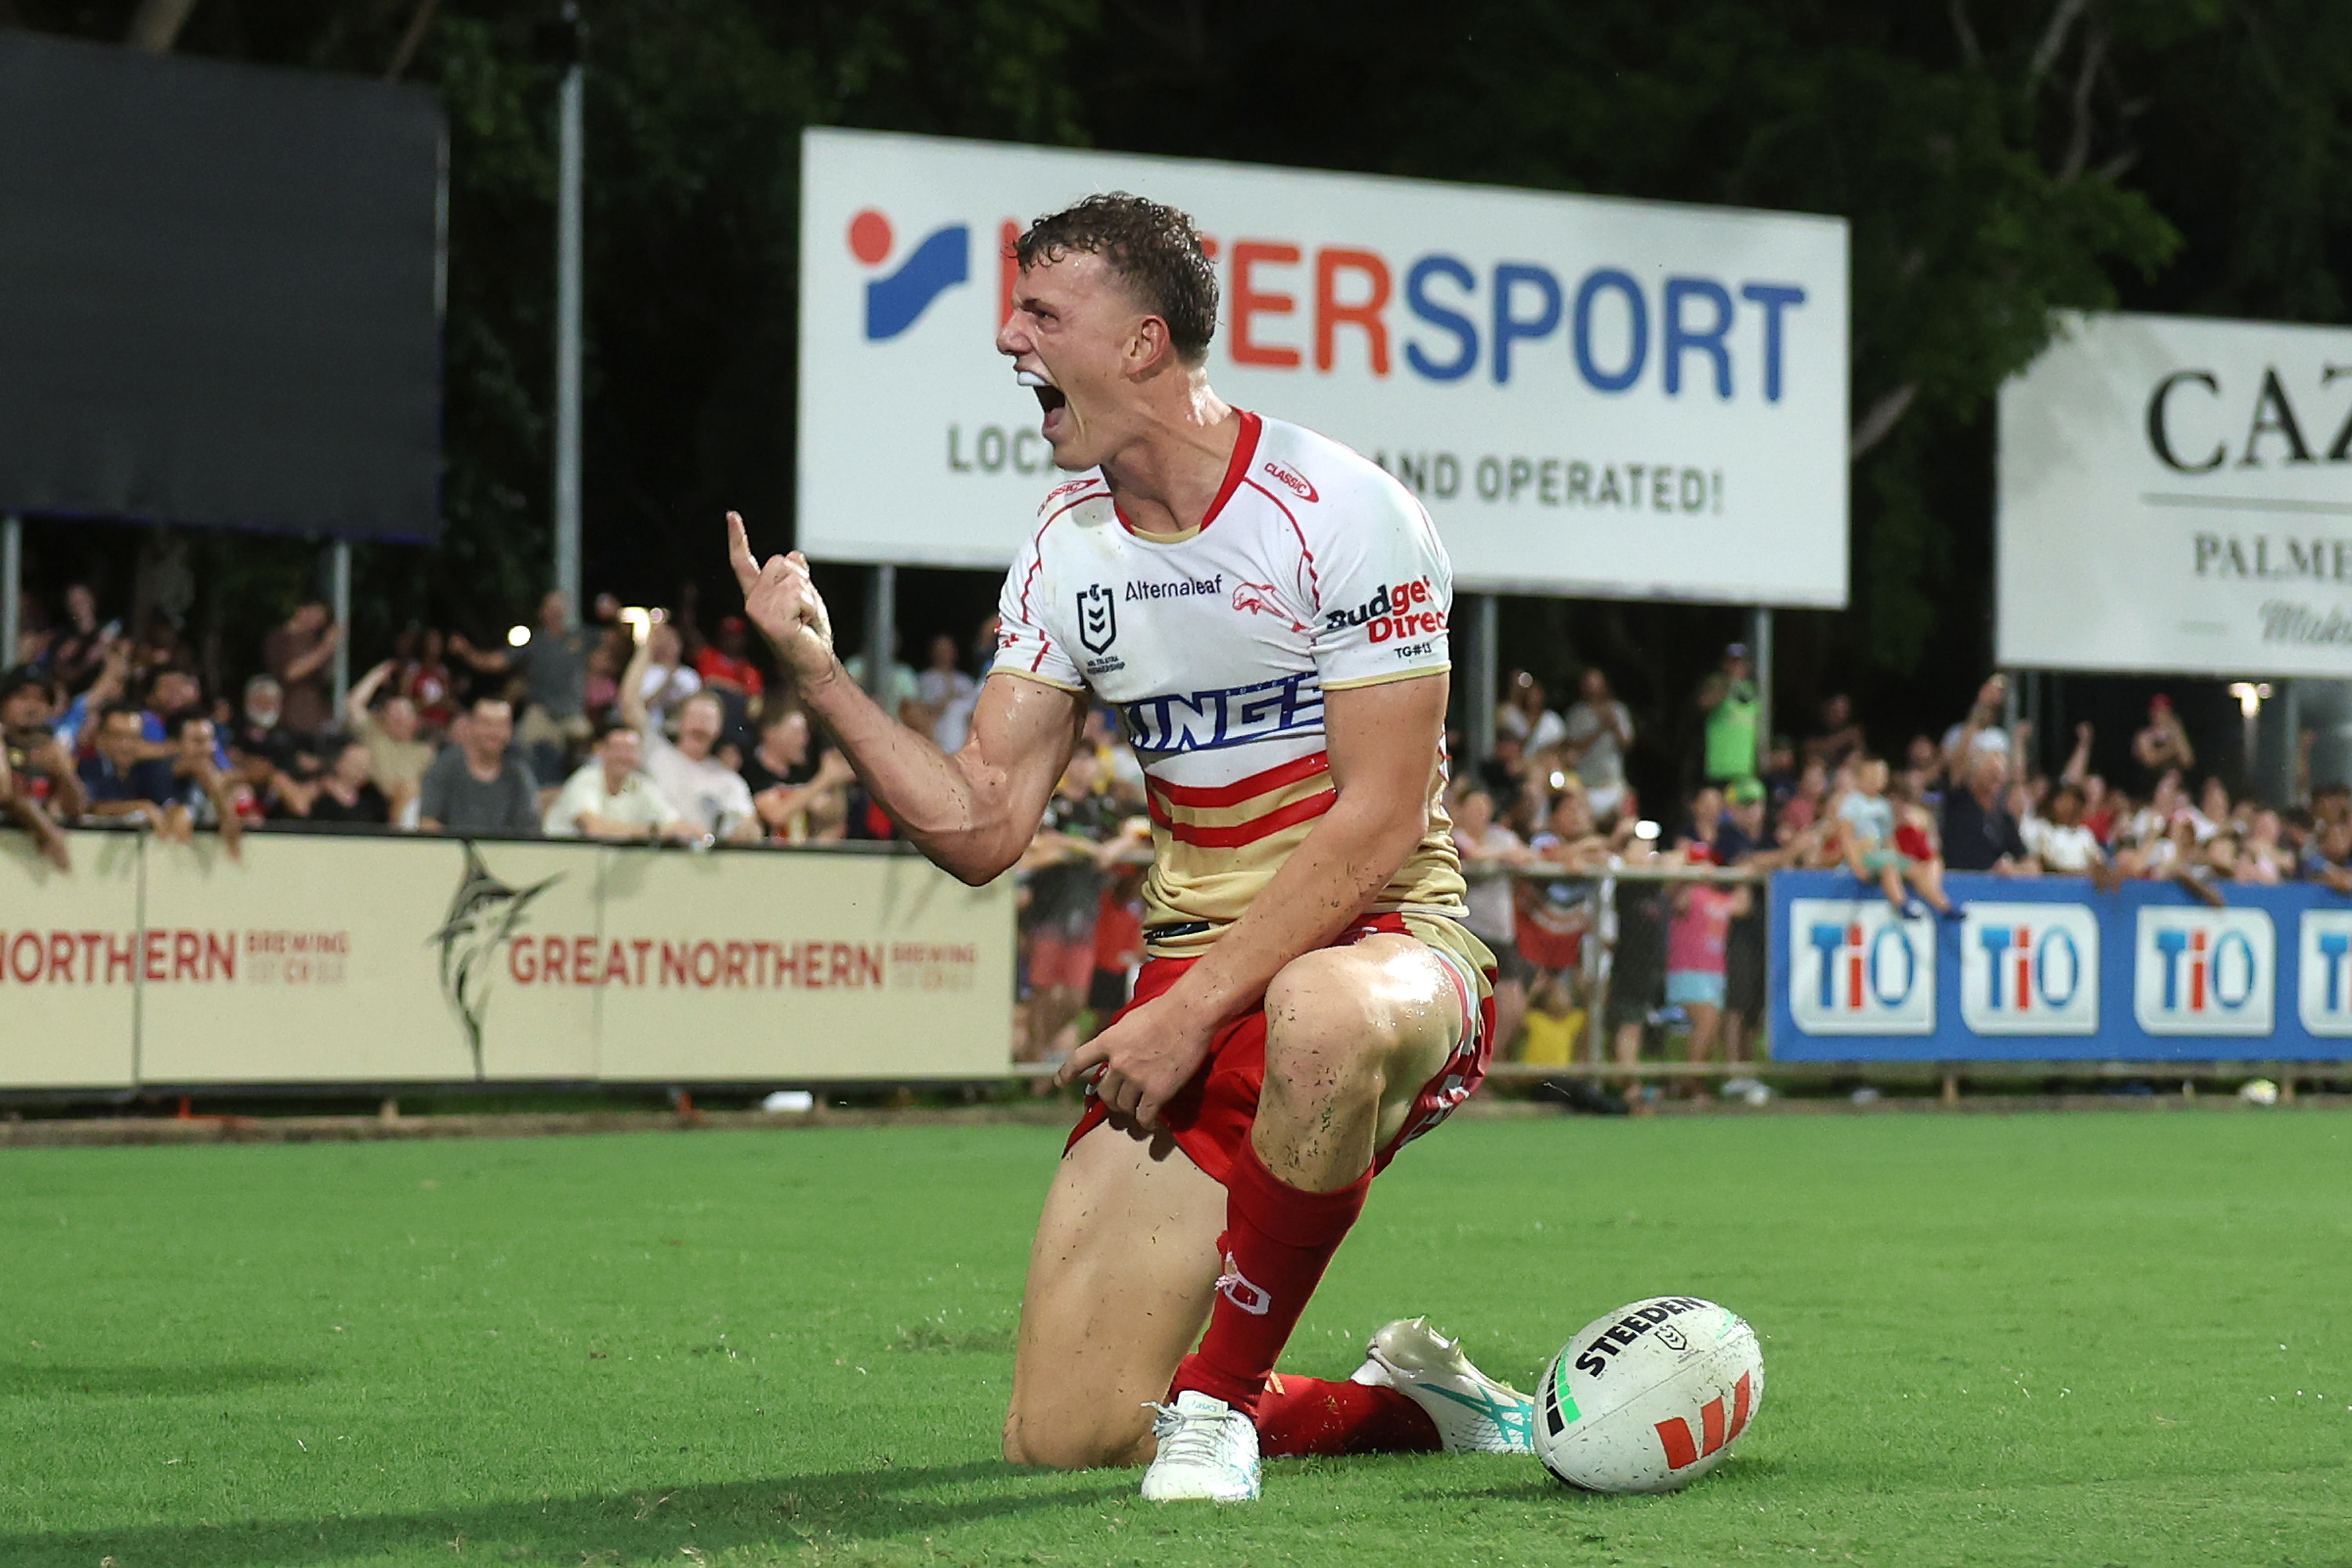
[1010,854,1778,1086]
[1475,858,1769,1083]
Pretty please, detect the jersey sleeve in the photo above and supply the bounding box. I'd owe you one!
[1308,488,1454,690]
[992,527,1085,691]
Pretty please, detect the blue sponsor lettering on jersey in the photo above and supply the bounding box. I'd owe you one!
[1118,673,1323,754]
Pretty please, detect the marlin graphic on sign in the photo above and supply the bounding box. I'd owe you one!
[430,842,558,1080]
[1076,584,1117,654]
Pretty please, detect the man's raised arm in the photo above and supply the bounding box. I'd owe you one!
[727,513,1080,884]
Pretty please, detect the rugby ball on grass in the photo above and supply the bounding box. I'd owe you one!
[1534,1295,1763,1494]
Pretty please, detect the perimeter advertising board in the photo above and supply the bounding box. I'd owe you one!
[0,831,139,1087]
[798,128,1849,604]
[0,833,1011,1088]
[1999,310,2352,677]
[1770,869,2349,1061]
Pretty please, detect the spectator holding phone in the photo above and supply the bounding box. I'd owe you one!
[2132,694,2196,782]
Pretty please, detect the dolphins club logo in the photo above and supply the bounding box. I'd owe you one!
[431,842,559,1080]
[851,208,968,341]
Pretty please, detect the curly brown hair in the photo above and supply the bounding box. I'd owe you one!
[1012,193,1218,363]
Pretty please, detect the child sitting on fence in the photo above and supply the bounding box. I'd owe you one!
[1839,753,1955,917]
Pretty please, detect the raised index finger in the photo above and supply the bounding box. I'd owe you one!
[726,511,760,590]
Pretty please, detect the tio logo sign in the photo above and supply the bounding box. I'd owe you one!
[2296,910,2352,1036]
[1788,899,1934,1036]
[1958,903,2099,1036]
[2133,907,2274,1036]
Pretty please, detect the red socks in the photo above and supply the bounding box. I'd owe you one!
[1161,1140,1442,1457]
[1255,1374,1441,1457]
[1167,1138,1368,1418]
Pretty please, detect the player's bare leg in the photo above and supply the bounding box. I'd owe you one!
[1140,935,1486,1498]
[1253,935,1459,1189]
[1004,935,1464,1474]
[1004,1121,1224,1468]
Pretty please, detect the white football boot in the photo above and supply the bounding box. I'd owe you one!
[1352,1317,1536,1454]
[1140,1390,1261,1502]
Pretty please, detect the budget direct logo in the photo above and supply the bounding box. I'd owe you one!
[1788,899,1934,1036]
[1958,903,2098,1036]
[848,208,970,340]
[2133,907,2274,1036]
[2296,910,2352,1036]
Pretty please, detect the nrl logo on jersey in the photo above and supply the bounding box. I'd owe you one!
[1076,585,1117,653]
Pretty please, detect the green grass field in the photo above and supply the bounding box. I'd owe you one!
[3,1111,2349,1567]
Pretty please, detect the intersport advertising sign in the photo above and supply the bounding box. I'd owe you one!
[797,129,1849,605]
[2000,310,2352,677]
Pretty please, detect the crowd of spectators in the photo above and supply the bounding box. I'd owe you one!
[12,590,2349,1081]
[0,584,904,869]
[1451,650,2352,1088]
[0,576,1170,1067]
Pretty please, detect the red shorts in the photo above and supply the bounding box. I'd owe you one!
[1064,913,1496,1188]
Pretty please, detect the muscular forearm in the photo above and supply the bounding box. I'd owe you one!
[1156,789,1425,1027]
[802,662,1023,881]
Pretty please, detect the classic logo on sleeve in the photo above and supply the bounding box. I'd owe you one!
[2133,907,2274,1035]
[1787,898,1934,1035]
[1958,903,2098,1035]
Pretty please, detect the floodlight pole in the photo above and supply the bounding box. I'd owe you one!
[0,514,19,669]
[329,539,352,711]
[865,564,897,708]
[1750,605,1773,776]
[1466,593,1497,764]
[551,14,585,615]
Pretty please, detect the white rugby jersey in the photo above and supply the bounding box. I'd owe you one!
[994,411,1468,957]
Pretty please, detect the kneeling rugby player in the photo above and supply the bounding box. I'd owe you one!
[729,194,1531,1501]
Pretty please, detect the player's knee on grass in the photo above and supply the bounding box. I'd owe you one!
[1002,1400,1152,1470]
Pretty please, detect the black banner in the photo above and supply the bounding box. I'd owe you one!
[0,29,444,540]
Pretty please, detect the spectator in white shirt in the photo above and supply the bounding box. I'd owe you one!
[544,722,695,841]
[1559,668,1635,822]
[634,621,702,732]
[1497,669,1568,755]
[913,633,979,753]
[621,638,757,841]
[2023,782,2109,880]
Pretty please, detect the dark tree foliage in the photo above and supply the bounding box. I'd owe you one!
[7,0,2350,781]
